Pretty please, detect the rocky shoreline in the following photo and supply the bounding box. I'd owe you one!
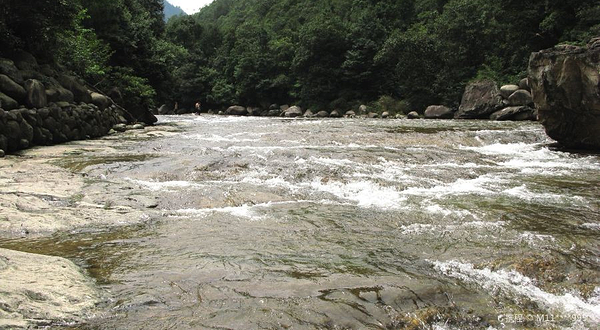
[0,51,157,157]
[0,124,179,328]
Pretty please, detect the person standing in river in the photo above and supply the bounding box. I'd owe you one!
[194,101,201,114]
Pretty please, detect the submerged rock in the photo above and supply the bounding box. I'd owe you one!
[528,37,600,149]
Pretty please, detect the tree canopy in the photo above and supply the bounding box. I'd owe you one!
[1,0,599,113]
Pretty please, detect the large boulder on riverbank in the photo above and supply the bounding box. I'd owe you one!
[225,105,248,116]
[284,106,303,117]
[455,80,504,119]
[0,58,24,85]
[0,92,18,110]
[528,37,600,149]
[424,105,453,119]
[57,75,92,104]
[0,74,26,103]
[24,79,47,108]
[490,106,536,121]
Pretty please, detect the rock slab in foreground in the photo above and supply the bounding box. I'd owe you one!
[0,248,101,328]
[528,38,600,149]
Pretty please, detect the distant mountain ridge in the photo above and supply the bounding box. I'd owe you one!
[164,1,186,21]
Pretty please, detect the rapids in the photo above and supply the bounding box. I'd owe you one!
[1,115,599,329]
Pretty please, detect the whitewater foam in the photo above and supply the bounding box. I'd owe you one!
[126,178,206,191]
[431,260,600,324]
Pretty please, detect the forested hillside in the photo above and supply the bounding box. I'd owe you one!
[0,0,182,115]
[1,0,599,113]
[167,0,599,111]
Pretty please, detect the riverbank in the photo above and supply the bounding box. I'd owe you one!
[0,123,179,327]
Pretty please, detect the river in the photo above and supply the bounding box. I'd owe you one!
[1,115,599,329]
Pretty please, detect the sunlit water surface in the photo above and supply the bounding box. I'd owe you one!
[3,115,600,329]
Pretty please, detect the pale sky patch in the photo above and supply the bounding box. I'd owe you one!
[167,0,214,14]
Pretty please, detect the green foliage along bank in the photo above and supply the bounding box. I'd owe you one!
[1,0,598,114]
[165,0,600,112]
[0,0,180,115]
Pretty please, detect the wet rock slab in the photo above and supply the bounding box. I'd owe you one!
[0,248,101,328]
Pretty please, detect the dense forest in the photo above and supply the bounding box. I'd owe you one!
[1,0,599,113]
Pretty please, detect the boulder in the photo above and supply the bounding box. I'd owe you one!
[454,80,504,119]
[45,77,74,103]
[39,64,57,77]
[158,104,172,114]
[315,110,329,118]
[0,74,26,103]
[330,109,342,118]
[0,58,24,84]
[11,50,38,71]
[265,109,281,116]
[280,104,290,111]
[107,87,123,104]
[528,37,600,149]
[284,106,303,117]
[113,123,127,132]
[90,92,111,111]
[500,84,519,99]
[269,104,279,110]
[358,104,368,115]
[4,119,22,150]
[345,110,356,117]
[57,75,92,104]
[519,78,531,92]
[407,111,420,119]
[424,105,453,119]
[490,106,536,121]
[367,112,379,118]
[225,105,248,116]
[507,89,533,106]
[247,107,261,116]
[20,70,46,81]
[303,109,314,117]
[0,92,18,110]
[0,134,7,154]
[124,105,158,125]
[24,79,47,108]
[381,111,390,119]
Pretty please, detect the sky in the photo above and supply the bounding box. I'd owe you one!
[168,0,214,14]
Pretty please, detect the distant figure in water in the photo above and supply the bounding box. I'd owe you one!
[194,101,201,115]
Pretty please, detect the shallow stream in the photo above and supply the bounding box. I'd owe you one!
[2,115,599,329]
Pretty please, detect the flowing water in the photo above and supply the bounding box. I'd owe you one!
[2,115,600,329]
